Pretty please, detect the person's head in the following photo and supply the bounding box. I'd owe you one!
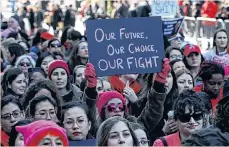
[61,101,92,141]
[18,41,30,53]
[47,39,62,54]
[9,120,31,146]
[101,78,112,92]
[1,38,16,61]
[215,95,229,133]
[36,52,56,75]
[53,52,64,60]
[121,74,139,82]
[7,43,26,65]
[96,78,112,95]
[16,120,69,146]
[175,69,194,94]
[174,90,205,139]
[165,46,183,62]
[96,91,127,121]
[170,59,186,74]
[1,95,25,134]
[1,68,27,96]
[28,67,46,84]
[182,127,229,146]
[130,122,149,146]
[32,28,47,46]
[213,29,228,49]
[96,116,139,146]
[73,65,86,87]
[183,44,204,69]
[8,16,19,29]
[14,55,36,74]
[198,61,225,98]
[48,60,70,90]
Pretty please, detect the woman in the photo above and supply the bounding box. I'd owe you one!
[97,77,112,95]
[2,16,20,39]
[175,69,194,94]
[47,39,62,54]
[31,28,47,54]
[68,40,89,73]
[36,52,56,75]
[16,120,68,146]
[165,46,184,62]
[170,59,186,74]
[9,120,31,146]
[73,65,86,87]
[28,67,46,84]
[18,40,30,53]
[48,60,82,103]
[1,68,27,98]
[153,90,205,146]
[96,116,139,146]
[61,101,95,146]
[14,55,36,75]
[1,95,25,146]
[183,44,204,84]
[6,43,26,66]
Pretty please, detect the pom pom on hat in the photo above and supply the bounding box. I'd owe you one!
[96,91,126,117]
[48,60,70,79]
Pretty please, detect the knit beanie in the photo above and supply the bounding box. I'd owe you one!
[48,60,70,79]
[16,120,69,146]
[96,91,126,117]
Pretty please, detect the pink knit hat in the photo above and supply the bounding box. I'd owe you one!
[96,91,126,117]
[16,120,69,146]
[48,60,70,79]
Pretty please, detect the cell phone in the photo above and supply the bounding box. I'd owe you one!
[167,110,174,121]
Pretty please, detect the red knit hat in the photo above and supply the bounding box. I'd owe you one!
[96,91,126,117]
[48,60,70,79]
[40,32,54,40]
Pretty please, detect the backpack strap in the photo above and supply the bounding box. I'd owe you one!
[159,137,168,146]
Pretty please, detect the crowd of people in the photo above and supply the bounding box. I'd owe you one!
[1,0,229,146]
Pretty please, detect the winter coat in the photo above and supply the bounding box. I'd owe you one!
[1,129,9,146]
[62,84,83,103]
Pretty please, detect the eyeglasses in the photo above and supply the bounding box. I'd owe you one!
[35,110,56,119]
[106,103,125,113]
[1,111,23,120]
[139,140,149,146]
[170,54,183,60]
[178,113,203,123]
[50,43,61,48]
[20,62,30,67]
[63,118,87,129]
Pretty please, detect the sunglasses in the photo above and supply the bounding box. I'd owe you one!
[50,43,61,48]
[178,113,203,123]
[20,62,30,66]
[107,103,125,112]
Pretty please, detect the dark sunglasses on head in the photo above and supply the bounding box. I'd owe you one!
[50,42,61,48]
[107,103,125,113]
[20,62,30,66]
[178,113,203,123]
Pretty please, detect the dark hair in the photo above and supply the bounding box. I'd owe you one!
[173,90,206,121]
[68,30,82,41]
[170,59,186,72]
[7,32,18,40]
[1,68,24,96]
[213,29,228,48]
[35,52,56,67]
[32,28,47,46]
[198,61,225,82]
[182,127,229,146]
[196,92,212,113]
[48,39,60,48]
[8,43,26,65]
[61,26,71,45]
[1,95,24,111]
[28,67,46,83]
[96,116,139,146]
[18,40,30,50]
[165,46,183,59]
[53,51,64,59]
[9,120,31,146]
[29,95,57,117]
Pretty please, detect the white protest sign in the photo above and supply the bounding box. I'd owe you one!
[152,0,179,16]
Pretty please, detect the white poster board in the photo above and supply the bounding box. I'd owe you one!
[152,0,179,16]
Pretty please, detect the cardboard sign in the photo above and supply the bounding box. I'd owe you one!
[86,17,165,77]
[152,0,179,16]
[162,17,184,41]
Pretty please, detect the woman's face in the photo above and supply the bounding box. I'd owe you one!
[30,72,45,83]
[15,133,24,146]
[1,103,25,134]
[172,61,186,74]
[177,73,194,94]
[49,40,62,54]
[41,56,54,74]
[186,52,201,67]
[38,134,64,146]
[8,17,19,29]
[19,58,33,73]
[169,50,183,62]
[103,80,112,92]
[165,72,173,94]
[176,105,203,138]
[107,121,133,146]
[34,100,58,122]
[51,68,68,89]
[74,67,86,86]
[215,31,228,48]
[63,107,91,141]
[134,129,148,147]
[105,98,125,119]
[35,88,52,98]
[9,73,27,95]
[78,42,88,58]
[97,80,104,95]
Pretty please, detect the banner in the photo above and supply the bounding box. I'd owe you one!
[162,17,184,41]
[86,17,165,77]
[152,0,179,16]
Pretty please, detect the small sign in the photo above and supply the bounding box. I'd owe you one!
[152,0,179,16]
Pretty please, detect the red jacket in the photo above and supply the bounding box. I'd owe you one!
[153,132,181,146]
[1,129,9,146]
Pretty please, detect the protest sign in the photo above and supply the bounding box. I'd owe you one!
[162,17,184,41]
[152,0,179,16]
[86,17,165,77]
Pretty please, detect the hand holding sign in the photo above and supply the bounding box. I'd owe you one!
[123,80,138,104]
